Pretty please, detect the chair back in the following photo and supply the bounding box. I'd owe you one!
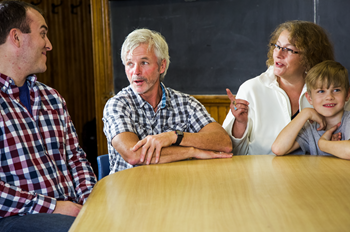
[97,154,109,180]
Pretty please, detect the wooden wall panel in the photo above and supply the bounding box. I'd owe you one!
[22,0,96,156]
[193,95,231,125]
[90,0,113,156]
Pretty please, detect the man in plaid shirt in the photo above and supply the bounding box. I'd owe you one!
[103,29,233,173]
[0,1,96,231]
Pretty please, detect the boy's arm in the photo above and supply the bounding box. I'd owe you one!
[318,123,350,159]
[272,108,326,155]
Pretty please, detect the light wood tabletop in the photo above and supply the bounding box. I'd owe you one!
[69,155,350,232]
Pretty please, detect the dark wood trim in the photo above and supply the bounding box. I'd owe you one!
[192,95,230,105]
[91,0,114,156]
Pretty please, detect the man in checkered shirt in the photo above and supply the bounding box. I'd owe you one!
[103,29,233,174]
[0,1,96,232]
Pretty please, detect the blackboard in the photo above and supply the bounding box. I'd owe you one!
[109,0,348,95]
[317,0,350,79]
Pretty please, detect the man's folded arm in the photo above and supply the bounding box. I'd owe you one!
[0,181,57,218]
[180,122,232,153]
[112,131,232,166]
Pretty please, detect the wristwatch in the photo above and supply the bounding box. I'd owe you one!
[173,130,184,146]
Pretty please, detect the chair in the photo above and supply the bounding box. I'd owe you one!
[97,154,109,180]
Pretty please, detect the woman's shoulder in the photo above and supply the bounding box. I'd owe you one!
[238,66,275,92]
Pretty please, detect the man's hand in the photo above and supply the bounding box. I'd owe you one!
[132,131,176,164]
[53,201,82,217]
[192,148,233,160]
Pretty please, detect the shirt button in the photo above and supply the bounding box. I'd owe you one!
[17,99,20,102]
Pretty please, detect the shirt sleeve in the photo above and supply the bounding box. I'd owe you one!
[296,124,311,154]
[0,181,57,218]
[60,95,97,205]
[222,111,251,156]
[102,95,137,143]
[186,96,216,132]
[222,82,253,155]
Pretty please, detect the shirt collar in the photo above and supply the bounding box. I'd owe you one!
[130,82,171,110]
[159,83,167,109]
[0,73,37,93]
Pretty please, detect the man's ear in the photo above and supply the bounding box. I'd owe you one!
[8,28,21,48]
[305,92,313,105]
[159,59,166,74]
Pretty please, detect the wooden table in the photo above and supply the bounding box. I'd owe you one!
[69,155,350,232]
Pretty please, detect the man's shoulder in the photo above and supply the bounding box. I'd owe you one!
[35,81,62,98]
[164,86,195,102]
[116,85,133,96]
[107,86,134,103]
[165,86,188,96]
[104,86,137,114]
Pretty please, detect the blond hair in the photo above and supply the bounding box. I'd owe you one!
[305,60,349,96]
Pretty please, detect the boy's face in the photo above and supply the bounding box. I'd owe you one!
[306,81,350,119]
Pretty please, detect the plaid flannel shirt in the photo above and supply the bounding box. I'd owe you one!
[0,73,96,218]
[103,83,215,173]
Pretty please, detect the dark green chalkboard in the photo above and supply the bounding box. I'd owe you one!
[110,0,337,95]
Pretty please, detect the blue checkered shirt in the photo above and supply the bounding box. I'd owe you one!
[103,83,215,173]
[0,73,96,218]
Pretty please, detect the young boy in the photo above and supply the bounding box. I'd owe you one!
[272,60,350,159]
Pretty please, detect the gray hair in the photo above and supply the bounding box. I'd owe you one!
[121,28,170,82]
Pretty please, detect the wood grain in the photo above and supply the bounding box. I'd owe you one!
[21,0,95,146]
[193,95,231,125]
[90,0,113,156]
[70,155,350,232]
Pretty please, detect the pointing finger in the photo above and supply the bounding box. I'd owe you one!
[226,88,236,102]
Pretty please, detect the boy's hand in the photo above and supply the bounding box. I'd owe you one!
[331,132,342,141]
[304,108,326,131]
[320,122,341,141]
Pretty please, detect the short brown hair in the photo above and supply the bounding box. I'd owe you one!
[266,20,334,77]
[0,0,43,45]
[305,60,349,97]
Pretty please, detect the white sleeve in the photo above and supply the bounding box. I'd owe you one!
[222,83,254,155]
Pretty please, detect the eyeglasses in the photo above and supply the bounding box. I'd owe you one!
[271,43,300,54]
